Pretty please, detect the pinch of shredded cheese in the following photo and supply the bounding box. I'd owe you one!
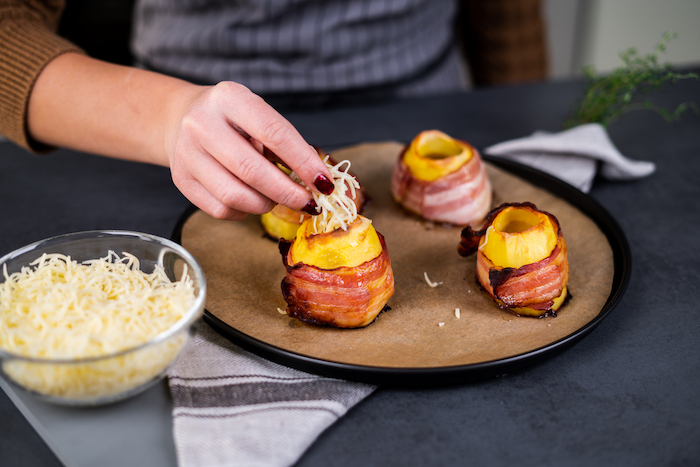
[290,157,360,234]
[0,251,196,401]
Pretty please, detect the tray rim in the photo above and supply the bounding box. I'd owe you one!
[171,155,631,386]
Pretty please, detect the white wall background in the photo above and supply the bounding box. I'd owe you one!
[544,0,700,79]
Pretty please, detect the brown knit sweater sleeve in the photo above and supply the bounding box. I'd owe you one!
[457,0,548,86]
[0,0,84,152]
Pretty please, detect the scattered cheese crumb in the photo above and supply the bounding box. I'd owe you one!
[277,307,287,315]
[439,322,445,327]
[424,272,443,288]
[455,308,461,319]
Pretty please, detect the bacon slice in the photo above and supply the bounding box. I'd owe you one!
[391,142,492,226]
[279,234,395,328]
[476,239,569,312]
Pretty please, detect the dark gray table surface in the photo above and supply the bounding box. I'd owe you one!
[2,74,699,466]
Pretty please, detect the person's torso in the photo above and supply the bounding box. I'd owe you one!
[132,0,460,96]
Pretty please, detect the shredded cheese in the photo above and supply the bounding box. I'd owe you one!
[290,157,360,234]
[0,251,196,400]
[424,272,442,288]
[455,308,461,319]
[478,225,495,250]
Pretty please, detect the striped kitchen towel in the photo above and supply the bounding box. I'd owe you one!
[483,123,656,192]
[167,321,376,467]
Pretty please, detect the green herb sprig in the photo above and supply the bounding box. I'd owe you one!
[565,32,698,129]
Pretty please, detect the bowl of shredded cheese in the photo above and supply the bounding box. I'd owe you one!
[0,230,206,406]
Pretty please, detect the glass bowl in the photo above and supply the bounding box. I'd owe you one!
[0,230,206,406]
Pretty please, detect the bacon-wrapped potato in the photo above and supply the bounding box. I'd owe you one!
[458,202,570,317]
[392,130,492,226]
[280,216,394,328]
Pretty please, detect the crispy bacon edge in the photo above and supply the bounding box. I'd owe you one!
[278,233,395,328]
[391,141,492,226]
[458,202,571,316]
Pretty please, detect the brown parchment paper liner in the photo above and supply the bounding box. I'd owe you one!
[180,142,613,369]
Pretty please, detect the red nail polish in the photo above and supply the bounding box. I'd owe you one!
[302,199,320,215]
[314,174,334,195]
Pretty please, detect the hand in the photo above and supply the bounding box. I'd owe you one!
[27,54,332,220]
[165,81,334,221]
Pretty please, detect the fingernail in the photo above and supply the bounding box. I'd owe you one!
[314,174,334,195]
[302,199,320,216]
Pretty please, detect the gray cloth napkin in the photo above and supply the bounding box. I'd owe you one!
[168,322,376,467]
[483,123,656,192]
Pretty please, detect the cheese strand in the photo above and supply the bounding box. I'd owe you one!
[289,157,360,234]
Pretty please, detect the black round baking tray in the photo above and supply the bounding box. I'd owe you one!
[171,156,631,386]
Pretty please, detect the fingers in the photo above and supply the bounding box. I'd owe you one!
[166,81,334,219]
[174,176,250,221]
[191,106,317,212]
[170,148,275,221]
[214,83,335,196]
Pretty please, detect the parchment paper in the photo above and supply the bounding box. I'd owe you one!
[180,142,614,369]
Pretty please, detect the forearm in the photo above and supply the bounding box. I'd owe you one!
[27,53,203,166]
[0,0,83,151]
[25,52,334,221]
